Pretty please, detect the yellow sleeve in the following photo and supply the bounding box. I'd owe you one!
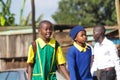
[27,45,34,63]
[56,46,66,65]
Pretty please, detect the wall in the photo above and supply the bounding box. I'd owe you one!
[0,28,73,70]
[0,28,36,70]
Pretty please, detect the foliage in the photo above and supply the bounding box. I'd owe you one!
[52,0,117,27]
[20,0,43,26]
[0,0,15,26]
[20,0,26,25]
[0,0,43,26]
[20,12,43,26]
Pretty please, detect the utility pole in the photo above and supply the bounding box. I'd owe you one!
[115,0,120,39]
[31,0,36,41]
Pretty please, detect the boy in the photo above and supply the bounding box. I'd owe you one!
[67,26,93,80]
[91,25,120,80]
[27,20,70,80]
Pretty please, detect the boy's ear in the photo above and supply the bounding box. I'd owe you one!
[38,29,42,35]
[74,37,77,41]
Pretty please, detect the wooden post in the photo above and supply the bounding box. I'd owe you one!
[0,60,6,71]
[6,35,10,57]
[115,0,120,39]
[31,0,36,41]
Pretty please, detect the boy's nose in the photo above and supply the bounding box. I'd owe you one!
[47,29,52,33]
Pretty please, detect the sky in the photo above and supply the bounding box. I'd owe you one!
[9,0,61,24]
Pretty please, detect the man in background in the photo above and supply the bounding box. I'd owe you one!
[91,25,120,80]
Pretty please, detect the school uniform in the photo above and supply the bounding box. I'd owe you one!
[67,42,93,80]
[27,38,66,80]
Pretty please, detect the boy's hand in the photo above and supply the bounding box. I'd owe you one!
[58,64,70,80]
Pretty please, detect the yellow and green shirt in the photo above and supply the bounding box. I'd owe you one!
[27,38,66,80]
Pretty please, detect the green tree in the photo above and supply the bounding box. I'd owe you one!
[20,0,43,26]
[0,0,15,26]
[52,0,117,27]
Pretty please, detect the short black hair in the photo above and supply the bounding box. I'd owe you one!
[38,20,53,29]
[94,25,106,35]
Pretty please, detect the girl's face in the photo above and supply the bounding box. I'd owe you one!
[75,31,87,44]
[39,22,53,40]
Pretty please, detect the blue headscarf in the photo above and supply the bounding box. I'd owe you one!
[69,25,85,40]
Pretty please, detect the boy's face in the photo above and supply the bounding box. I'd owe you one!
[75,31,87,44]
[39,22,53,39]
[93,27,102,42]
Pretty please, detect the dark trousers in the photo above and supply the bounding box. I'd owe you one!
[93,76,98,80]
[97,68,116,80]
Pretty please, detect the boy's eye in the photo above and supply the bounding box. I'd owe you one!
[82,35,86,37]
[94,31,99,34]
[79,34,84,37]
[45,28,52,31]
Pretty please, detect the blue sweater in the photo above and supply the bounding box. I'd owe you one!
[67,45,92,80]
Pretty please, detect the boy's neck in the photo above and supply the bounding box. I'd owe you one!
[41,37,50,43]
[75,41,86,47]
[98,36,105,44]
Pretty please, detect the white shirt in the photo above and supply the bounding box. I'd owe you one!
[91,37,120,80]
[86,43,94,55]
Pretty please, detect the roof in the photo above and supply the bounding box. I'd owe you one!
[85,26,119,41]
[0,26,119,39]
